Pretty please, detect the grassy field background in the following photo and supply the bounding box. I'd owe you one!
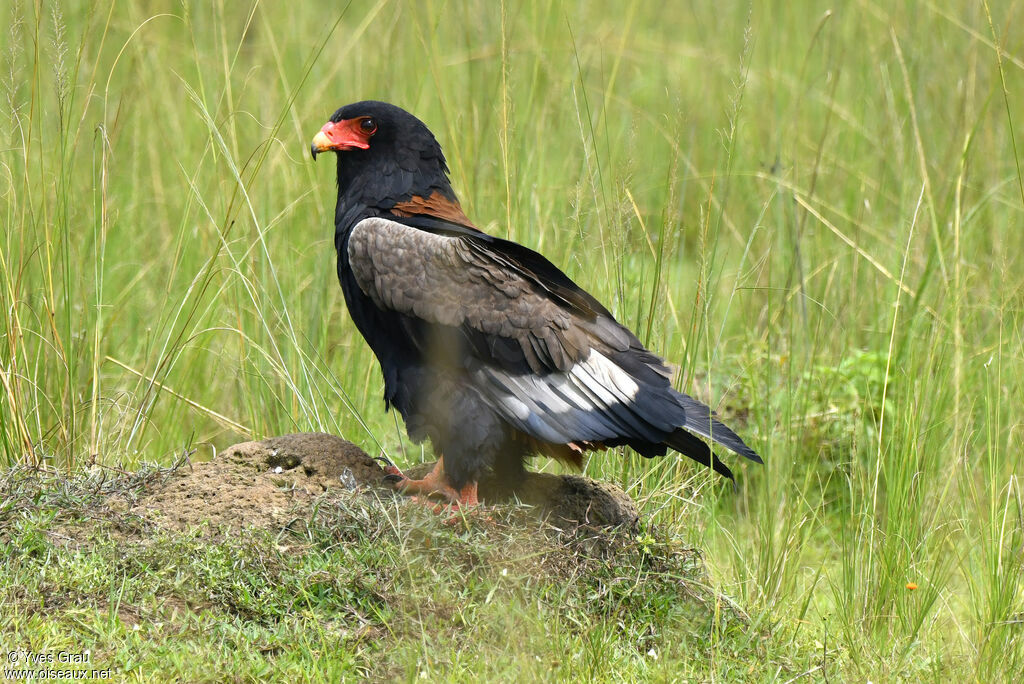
[2,0,1022,680]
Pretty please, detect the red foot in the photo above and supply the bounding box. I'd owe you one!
[383,456,480,510]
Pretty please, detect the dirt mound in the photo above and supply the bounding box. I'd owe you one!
[110,433,638,532]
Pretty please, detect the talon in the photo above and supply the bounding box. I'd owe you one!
[374,452,395,468]
[385,456,481,510]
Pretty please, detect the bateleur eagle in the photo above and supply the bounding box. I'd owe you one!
[311,100,762,507]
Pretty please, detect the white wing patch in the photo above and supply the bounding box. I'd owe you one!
[468,349,642,444]
[570,349,639,403]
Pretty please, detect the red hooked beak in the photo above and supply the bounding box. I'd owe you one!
[310,120,371,159]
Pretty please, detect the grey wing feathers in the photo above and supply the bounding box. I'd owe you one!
[348,217,601,372]
[347,216,760,473]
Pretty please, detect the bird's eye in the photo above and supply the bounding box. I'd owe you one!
[360,118,377,135]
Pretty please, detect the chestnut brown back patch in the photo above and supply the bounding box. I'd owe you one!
[392,192,477,229]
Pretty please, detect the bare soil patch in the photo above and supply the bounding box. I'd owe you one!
[104,433,638,532]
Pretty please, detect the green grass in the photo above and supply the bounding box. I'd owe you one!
[2,0,1023,680]
[0,465,791,681]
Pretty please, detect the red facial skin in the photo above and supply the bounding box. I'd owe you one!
[311,118,375,156]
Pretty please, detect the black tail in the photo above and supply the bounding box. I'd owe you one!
[664,392,762,482]
[665,428,737,480]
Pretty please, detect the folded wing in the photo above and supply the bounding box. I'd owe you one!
[347,216,761,478]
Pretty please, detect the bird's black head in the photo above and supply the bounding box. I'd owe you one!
[311,100,458,219]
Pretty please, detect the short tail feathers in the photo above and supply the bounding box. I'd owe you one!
[660,392,762,482]
[674,393,762,464]
[665,428,735,481]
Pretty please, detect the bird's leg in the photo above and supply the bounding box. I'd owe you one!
[383,455,480,508]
